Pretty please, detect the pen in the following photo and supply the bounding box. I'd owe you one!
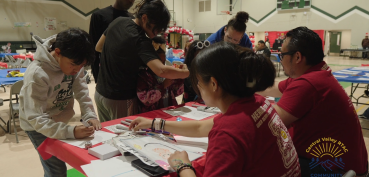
[80,119,90,127]
[121,121,131,126]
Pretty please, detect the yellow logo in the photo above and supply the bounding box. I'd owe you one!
[280,130,287,139]
[134,144,142,150]
[306,137,348,158]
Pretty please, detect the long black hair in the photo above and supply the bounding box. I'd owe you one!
[50,28,94,66]
[191,42,275,98]
[134,0,170,34]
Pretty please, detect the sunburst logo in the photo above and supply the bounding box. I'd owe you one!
[306,137,348,172]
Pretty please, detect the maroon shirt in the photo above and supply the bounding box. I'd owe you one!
[204,95,301,176]
[278,61,368,174]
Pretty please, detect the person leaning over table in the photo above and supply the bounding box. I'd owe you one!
[130,42,301,177]
[19,28,101,177]
[206,11,252,49]
[257,27,368,177]
[94,0,189,122]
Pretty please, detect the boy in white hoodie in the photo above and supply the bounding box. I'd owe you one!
[19,28,101,177]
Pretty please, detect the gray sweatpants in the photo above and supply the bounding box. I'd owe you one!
[94,91,138,122]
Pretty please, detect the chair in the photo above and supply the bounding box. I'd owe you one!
[165,60,172,66]
[0,99,7,133]
[6,55,22,68]
[8,80,23,143]
[21,59,31,68]
[270,55,282,77]
[342,170,355,177]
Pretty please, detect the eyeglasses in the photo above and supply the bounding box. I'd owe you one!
[279,51,297,61]
[195,40,211,49]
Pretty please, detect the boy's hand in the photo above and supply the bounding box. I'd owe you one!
[74,125,94,139]
[129,117,152,131]
[88,119,102,130]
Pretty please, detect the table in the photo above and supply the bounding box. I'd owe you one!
[340,49,369,59]
[0,53,18,62]
[0,68,27,92]
[333,67,369,105]
[13,54,34,61]
[37,102,215,176]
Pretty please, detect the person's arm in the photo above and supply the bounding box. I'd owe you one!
[273,104,298,127]
[95,34,105,53]
[130,117,214,137]
[146,58,189,79]
[256,81,283,97]
[72,69,101,129]
[363,39,365,48]
[20,74,93,139]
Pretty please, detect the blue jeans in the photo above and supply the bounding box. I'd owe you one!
[26,131,67,177]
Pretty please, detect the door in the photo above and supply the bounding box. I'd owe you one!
[329,32,342,53]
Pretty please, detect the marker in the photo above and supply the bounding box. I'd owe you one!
[116,124,129,130]
[134,131,147,135]
[121,121,130,126]
[80,119,90,127]
[125,119,133,123]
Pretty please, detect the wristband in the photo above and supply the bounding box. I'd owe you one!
[177,164,196,177]
[151,119,156,132]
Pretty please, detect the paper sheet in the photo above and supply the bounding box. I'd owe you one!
[163,106,216,120]
[121,136,203,170]
[104,124,128,134]
[60,131,117,148]
[81,156,147,177]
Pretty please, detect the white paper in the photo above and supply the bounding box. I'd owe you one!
[104,124,127,134]
[121,136,203,170]
[81,156,147,177]
[357,78,369,81]
[163,106,216,120]
[60,131,117,148]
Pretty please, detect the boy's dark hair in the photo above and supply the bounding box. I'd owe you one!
[51,28,94,66]
[226,11,249,33]
[258,40,265,44]
[135,0,170,35]
[191,42,275,98]
[286,27,325,66]
[152,36,166,54]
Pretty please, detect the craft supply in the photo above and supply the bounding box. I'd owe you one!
[80,119,90,127]
[121,121,131,126]
[60,131,117,149]
[125,119,133,123]
[134,131,147,135]
[88,144,121,160]
[163,106,216,120]
[116,124,129,130]
[85,141,93,149]
[176,117,182,121]
[104,124,126,134]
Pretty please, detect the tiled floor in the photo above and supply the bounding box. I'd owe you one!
[1,56,369,177]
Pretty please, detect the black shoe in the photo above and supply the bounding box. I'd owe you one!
[359,114,368,119]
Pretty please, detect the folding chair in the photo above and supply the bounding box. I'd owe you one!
[342,170,356,177]
[8,80,23,143]
[21,59,31,68]
[0,98,7,133]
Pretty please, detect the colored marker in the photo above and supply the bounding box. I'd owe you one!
[121,121,130,126]
[80,119,90,127]
[125,119,133,123]
[116,125,129,130]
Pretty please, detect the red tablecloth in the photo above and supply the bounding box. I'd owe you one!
[37,102,215,177]
[13,54,34,61]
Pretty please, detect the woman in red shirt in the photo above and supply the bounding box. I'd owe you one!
[130,42,301,177]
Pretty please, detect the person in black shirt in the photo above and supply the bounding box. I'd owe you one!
[256,40,271,60]
[95,0,189,122]
[89,0,135,83]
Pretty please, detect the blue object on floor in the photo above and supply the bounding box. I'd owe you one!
[176,117,182,121]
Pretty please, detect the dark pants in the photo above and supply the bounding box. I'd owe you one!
[363,47,369,59]
[26,131,67,177]
[91,54,100,83]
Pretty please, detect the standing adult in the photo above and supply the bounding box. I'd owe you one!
[265,38,270,49]
[256,40,271,59]
[95,0,189,122]
[258,27,368,176]
[206,11,252,49]
[89,0,135,83]
[362,35,369,59]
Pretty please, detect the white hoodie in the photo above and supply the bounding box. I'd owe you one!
[19,35,98,139]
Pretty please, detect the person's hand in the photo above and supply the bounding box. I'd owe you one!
[74,125,94,139]
[179,64,188,70]
[129,117,152,131]
[163,79,173,88]
[168,151,191,171]
[88,119,102,130]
